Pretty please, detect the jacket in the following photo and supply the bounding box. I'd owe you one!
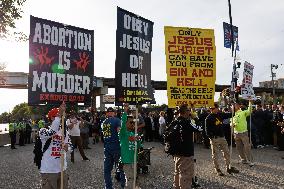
[172,116,198,157]
[233,102,252,133]
[205,112,231,138]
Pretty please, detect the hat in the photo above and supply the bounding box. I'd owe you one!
[179,104,189,114]
[47,108,59,119]
[209,103,219,109]
[107,107,114,112]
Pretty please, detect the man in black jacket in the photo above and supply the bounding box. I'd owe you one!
[205,103,239,176]
[172,104,198,189]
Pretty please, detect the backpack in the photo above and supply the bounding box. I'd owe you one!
[163,120,184,155]
[33,136,52,169]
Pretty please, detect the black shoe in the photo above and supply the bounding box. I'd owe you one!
[239,160,248,164]
[191,179,201,188]
[71,159,74,163]
[227,167,239,174]
[83,157,90,161]
[11,146,17,149]
[216,169,224,176]
[249,162,255,167]
[115,172,121,182]
[86,147,91,149]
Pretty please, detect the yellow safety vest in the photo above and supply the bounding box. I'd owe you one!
[9,123,16,132]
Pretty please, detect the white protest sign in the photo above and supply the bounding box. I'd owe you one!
[241,61,255,99]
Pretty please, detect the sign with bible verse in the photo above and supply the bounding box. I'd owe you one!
[165,26,216,108]
[241,61,255,99]
[29,16,94,105]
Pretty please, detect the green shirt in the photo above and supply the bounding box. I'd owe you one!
[119,112,142,164]
[233,102,252,133]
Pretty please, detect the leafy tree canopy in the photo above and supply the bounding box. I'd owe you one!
[11,102,31,121]
[0,0,27,41]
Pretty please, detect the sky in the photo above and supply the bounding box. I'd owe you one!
[1,0,284,114]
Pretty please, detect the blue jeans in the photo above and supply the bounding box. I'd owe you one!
[115,164,126,188]
[104,147,121,189]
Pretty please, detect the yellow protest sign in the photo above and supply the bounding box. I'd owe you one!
[164,26,216,108]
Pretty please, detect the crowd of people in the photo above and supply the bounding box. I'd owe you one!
[6,101,284,188]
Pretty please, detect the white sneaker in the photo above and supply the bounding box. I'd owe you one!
[249,162,255,167]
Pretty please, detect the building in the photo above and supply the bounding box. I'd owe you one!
[259,78,284,89]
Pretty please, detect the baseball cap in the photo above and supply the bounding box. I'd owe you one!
[47,108,59,119]
[107,107,115,112]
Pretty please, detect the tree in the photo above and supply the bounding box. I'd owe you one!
[0,0,27,41]
[11,102,31,121]
[0,62,7,85]
[0,111,11,123]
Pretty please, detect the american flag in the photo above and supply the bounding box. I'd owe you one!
[223,22,239,50]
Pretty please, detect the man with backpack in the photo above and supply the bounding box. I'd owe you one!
[37,102,71,189]
[205,103,239,176]
[164,104,199,189]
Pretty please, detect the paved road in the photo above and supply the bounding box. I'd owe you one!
[0,142,283,189]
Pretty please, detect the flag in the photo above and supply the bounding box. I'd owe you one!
[223,22,239,50]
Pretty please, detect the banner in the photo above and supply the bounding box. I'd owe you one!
[29,16,94,105]
[223,22,239,50]
[103,95,115,104]
[115,7,154,105]
[241,61,255,99]
[165,26,216,108]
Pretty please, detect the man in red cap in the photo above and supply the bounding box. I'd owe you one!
[39,102,71,189]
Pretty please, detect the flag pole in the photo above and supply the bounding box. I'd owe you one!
[60,110,66,189]
[228,0,236,169]
[228,0,234,58]
[133,103,138,189]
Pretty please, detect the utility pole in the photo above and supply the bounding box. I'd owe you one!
[271,64,278,104]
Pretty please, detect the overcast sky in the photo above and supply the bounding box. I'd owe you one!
[1,0,284,114]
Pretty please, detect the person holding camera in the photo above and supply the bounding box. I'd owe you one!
[66,112,89,163]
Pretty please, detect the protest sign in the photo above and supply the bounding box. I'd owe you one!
[164,26,216,108]
[103,95,115,104]
[115,7,154,105]
[28,16,94,105]
[241,61,255,99]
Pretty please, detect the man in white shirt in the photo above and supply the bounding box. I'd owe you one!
[66,112,89,163]
[39,102,71,189]
[159,111,166,143]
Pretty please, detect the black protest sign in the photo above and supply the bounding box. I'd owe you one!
[29,16,94,105]
[115,7,154,105]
